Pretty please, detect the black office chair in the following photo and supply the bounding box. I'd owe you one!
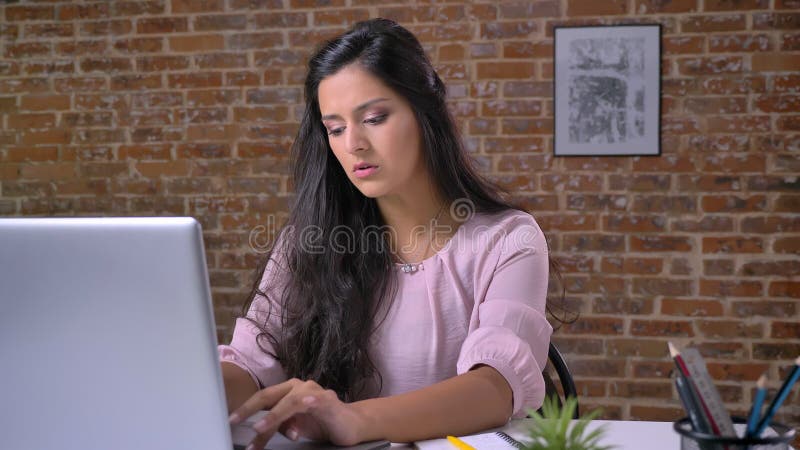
[540,341,579,419]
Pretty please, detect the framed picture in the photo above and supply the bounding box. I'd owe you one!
[554,24,661,156]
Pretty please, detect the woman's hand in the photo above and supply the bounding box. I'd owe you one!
[228,378,371,450]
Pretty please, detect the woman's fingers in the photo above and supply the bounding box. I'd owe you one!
[240,380,330,448]
[229,379,298,425]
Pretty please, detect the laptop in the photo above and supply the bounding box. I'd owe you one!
[0,217,388,450]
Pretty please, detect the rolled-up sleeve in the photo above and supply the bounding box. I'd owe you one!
[456,216,552,418]
[218,239,290,390]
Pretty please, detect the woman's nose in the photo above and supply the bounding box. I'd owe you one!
[345,126,367,154]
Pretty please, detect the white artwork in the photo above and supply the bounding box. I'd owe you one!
[554,25,661,156]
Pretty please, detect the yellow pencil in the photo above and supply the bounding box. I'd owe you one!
[447,435,476,450]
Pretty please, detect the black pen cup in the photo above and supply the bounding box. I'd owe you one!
[674,416,796,450]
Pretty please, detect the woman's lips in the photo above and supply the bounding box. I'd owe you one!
[353,165,379,179]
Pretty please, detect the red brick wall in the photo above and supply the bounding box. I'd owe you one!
[1,0,798,426]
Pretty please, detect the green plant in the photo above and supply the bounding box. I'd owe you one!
[521,396,614,450]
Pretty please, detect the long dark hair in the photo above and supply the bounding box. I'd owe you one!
[242,18,566,401]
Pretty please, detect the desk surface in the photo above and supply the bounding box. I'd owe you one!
[399,419,680,450]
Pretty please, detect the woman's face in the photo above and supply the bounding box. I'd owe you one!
[318,64,427,200]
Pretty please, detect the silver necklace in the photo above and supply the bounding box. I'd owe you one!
[393,205,445,274]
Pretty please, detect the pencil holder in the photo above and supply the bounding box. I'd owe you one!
[673,416,796,450]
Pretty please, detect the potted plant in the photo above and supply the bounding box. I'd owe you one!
[521,396,614,450]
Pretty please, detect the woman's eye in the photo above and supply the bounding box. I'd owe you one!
[328,128,344,136]
[364,114,387,125]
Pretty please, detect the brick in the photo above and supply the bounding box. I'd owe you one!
[569,359,626,378]
[700,279,763,297]
[754,95,800,113]
[701,195,766,213]
[110,75,162,91]
[81,20,133,36]
[698,320,763,338]
[754,12,800,29]
[678,56,743,75]
[753,343,800,360]
[771,322,800,339]
[602,257,663,275]
[604,215,666,233]
[741,216,800,233]
[684,97,747,114]
[111,1,165,16]
[5,42,51,59]
[702,76,767,95]
[194,15,247,32]
[228,32,283,50]
[170,35,225,52]
[172,0,224,13]
[567,0,628,15]
[480,21,537,40]
[537,215,597,232]
[709,34,771,53]
[497,154,552,171]
[5,5,54,21]
[61,112,113,128]
[137,18,188,34]
[113,38,163,54]
[777,115,800,131]
[708,116,771,133]
[136,56,191,72]
[508,194,559,212]
[632,361,675,379]
[609,174,670,191]
[502,118,552,135]
[607,339,667,358]
[24,23,74,38]
[253,12,307,28]
[740,260,800,277]
[80,57,133,73]
[566,195,628,212]
[753,53,800,71]
[663,36,705,55]
[702,237,763,254]
[563,235,626,252]
[542,174,603,192]
[3,146,59,163]
[7,113,57,129]
[688,135,750,154]
[632,196,697,214]
[705,0,769,10]
[631,320,694,337]
[681,14,746,32]
[695,342,748,359]
[769,281,800,298]
[773,154,800,173]
[633,278,693,296]
[661,298,724,316]
[175,143,230,159]
[631,236,693,252]
[592,296,653,315]
[704,259,735,276]
[774,237,800,254]
[477,62,534,80]
[168,73,223,89]
[636,0,698,13]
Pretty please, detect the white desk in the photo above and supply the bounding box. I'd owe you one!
[398,419,680,450]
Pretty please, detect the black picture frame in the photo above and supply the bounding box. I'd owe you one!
[553,24,662,157]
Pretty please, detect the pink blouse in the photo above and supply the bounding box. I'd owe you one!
[218,208,552,418]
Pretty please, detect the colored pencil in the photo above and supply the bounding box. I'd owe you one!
[753,356,800,437]
[745,374,767,438]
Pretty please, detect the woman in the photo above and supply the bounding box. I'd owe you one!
[221,18,554,448]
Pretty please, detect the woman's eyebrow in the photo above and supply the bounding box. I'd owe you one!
[320,97,390,121]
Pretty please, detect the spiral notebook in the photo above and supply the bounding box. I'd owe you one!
[415,431,523,449]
